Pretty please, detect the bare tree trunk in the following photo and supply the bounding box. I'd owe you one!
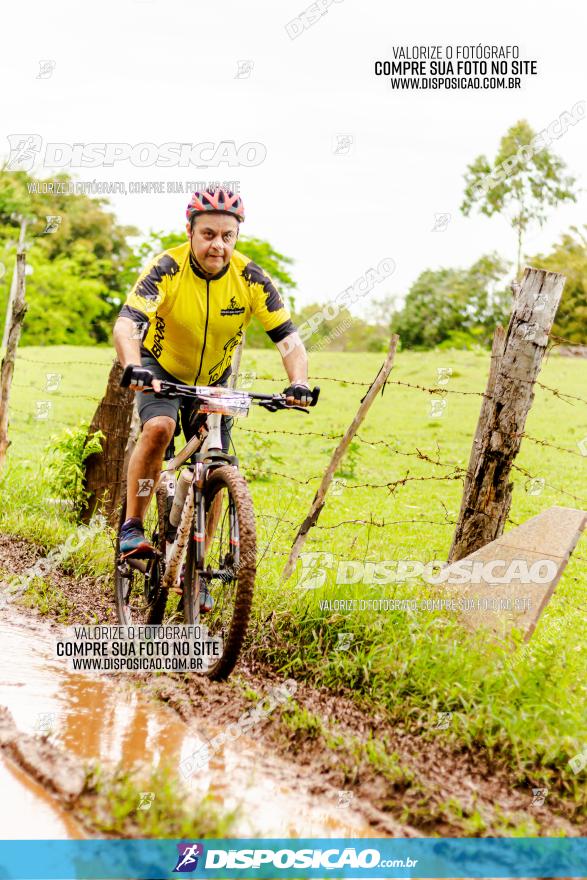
[81,359,135,527]
[447,267,566,563]
[0,251,28,471]
[1,219,28,352]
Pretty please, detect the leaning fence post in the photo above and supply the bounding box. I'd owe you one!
[0,249,28,472]
[447,267,566,564]
[229,335,245,390]
[281,335,399,584]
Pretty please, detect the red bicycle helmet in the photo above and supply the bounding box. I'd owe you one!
[186,188,245,224]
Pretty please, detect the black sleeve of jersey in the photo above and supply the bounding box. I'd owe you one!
[266,319,297,343]
[119,305,149,324]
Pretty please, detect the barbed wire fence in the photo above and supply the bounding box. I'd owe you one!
[1,268,587,581]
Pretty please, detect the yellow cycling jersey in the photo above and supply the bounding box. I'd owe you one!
[119,241,296,385]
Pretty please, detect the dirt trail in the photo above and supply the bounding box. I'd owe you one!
[0,610,389,838]
[0,532,583,841]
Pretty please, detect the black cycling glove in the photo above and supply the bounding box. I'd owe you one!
[283,383,312,406]
[120,364,155,389]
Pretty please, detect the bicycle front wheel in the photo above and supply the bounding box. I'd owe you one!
[183,465,256,680]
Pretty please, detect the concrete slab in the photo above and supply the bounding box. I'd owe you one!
[441,506,586,642]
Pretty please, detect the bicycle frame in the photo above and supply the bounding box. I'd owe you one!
[157,412,226,593]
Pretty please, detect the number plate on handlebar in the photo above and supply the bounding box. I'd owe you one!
[197,394,252,417]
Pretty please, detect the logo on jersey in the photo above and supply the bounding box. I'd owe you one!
[208,326,244,383]
[151,314,166,358]
[220,295,245,316]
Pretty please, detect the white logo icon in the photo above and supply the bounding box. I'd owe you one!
[435,711,452,730]
[431,212,451,232]
[429,399,447,418]
[337,790,354,808]
[531,787,548,806]
[333,134,354,156]
[336,632,354,651]
[6,134,42,171]
[34,401,52,420]
[37,60,56,79]
[45,372,62,392]
[525,477,545,496]
[297,552,333,590]
[42,215,62,234]
[137,792,155,810]
[235,60,254,79]
[436,367,453,386]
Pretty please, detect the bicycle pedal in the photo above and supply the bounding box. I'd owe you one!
[119,545,161,563]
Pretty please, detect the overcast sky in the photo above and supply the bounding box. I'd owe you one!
[2,0,586,314]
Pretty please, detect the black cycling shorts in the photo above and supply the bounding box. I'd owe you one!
[135,353,233,454]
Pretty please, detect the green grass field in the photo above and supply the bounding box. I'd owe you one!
[1,344,586,813]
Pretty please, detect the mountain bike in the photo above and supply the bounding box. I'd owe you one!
[114,376,320,680]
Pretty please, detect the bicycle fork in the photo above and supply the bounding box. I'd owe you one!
[161,472,195,592]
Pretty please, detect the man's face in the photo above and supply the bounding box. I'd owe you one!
[186,213,239,275]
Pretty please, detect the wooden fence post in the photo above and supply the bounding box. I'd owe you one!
[281,335,399,583]
[81,359,135,527]
[1,218,28,352]
[0,250,28,472]
[447,267,566,564]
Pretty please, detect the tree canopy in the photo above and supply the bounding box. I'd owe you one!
[461,120,578,275]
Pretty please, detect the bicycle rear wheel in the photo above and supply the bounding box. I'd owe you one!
[183,464,256,680]
[114,485,171,626]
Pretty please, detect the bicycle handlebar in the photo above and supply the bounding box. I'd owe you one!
[120,365,320,413]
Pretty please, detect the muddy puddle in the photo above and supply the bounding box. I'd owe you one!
[0,754,83,838]
[0,614,375,838]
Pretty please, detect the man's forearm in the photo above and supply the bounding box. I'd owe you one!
[277,332,308,384]
[113,317,142,369]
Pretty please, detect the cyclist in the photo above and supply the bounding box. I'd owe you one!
[113,188,312,608]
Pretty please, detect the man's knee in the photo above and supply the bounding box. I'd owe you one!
[141,416,176,450]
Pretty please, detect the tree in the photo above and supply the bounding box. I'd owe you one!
[531,226,587,343]
[461,120,578,276]
[390,253,511,349]
[0,168,138,344]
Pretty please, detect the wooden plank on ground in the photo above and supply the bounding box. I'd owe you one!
[440,506,586,642]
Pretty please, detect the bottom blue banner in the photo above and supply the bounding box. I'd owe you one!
[0,837,585,879]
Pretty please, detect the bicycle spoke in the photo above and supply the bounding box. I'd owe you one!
[205,488,238,640]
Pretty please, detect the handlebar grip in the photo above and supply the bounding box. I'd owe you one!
[310,386,320,406]
[120,364,154,390]
[120,364,136,388]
